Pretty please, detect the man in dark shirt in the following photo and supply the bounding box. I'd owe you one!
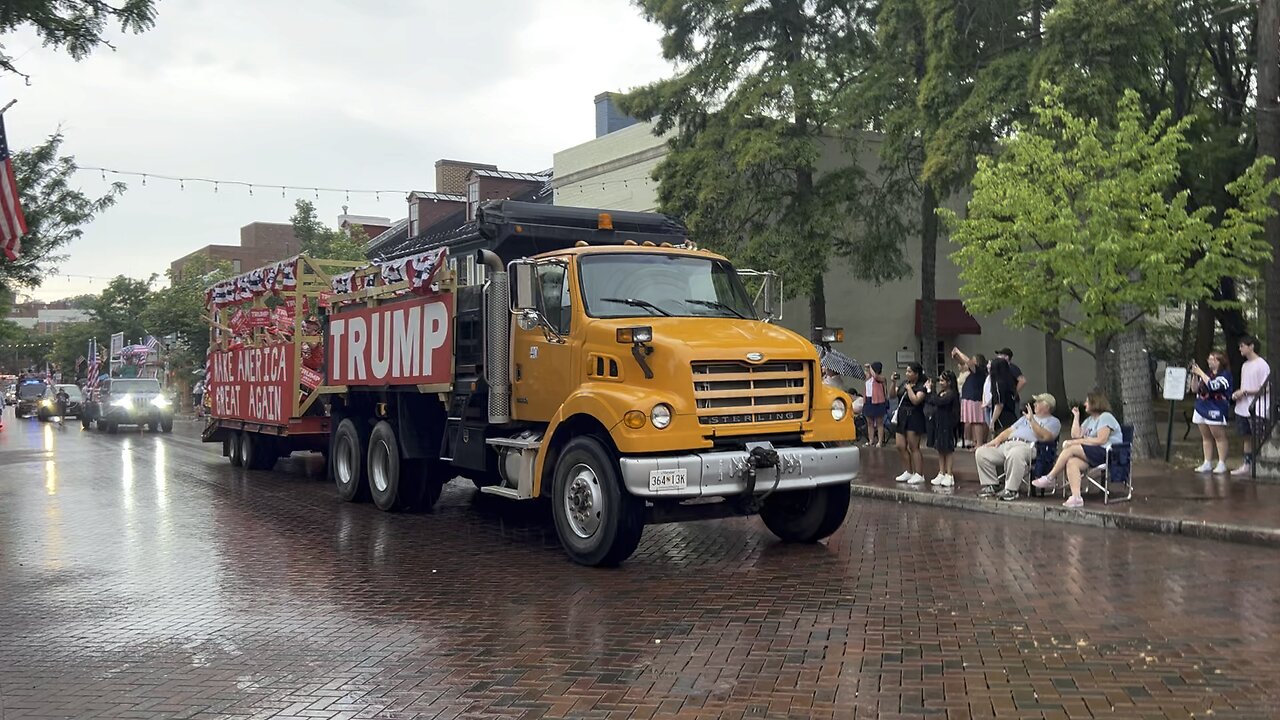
[995,347,1027,403]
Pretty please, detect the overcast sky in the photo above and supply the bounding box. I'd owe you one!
[5,0,670,302]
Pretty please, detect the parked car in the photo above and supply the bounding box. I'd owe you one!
[3,384,16,406]
[37,384,84,421]
[83,377,174,433]
[13,379,47,418]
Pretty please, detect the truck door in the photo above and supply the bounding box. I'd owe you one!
[511,261,578,421]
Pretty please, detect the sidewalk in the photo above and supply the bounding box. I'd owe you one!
[853,445,1280,547]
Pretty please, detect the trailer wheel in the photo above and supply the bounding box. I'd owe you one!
[369,421,417,512]
[759,483,850,543]
[551,436,645,567]
[242,431,278,471]
[332,418,369,502]
[229,432,245,467]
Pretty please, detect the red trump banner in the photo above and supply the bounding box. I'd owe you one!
[207,343,295,425]
[327,294,453,386]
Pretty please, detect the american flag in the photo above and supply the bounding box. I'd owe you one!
[143,335,158,352]
[0,116,27,262]
[84,339,101,395]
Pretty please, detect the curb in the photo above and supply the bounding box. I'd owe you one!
[849,483,1280,548]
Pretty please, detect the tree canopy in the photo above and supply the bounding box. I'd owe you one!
[0,0,158,81]
[0,133,126,298]
[620,0,909,328]
[290,199,367,261]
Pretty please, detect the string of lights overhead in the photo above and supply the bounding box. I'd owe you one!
[73,166,659,201]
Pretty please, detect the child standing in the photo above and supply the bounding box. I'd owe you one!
[926,370,961,487]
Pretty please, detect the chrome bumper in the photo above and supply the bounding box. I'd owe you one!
[618,444,860,499]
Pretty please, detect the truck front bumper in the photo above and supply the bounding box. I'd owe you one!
[618,443,860,499]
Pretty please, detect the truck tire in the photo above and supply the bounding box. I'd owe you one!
[229,432,245,467]
[160,417,174,433]
[759,483,851,543]
[551,436,645,567]
[368,421,421,512]
[242,431,278,471]
[106,421,118,434]
[80,416,90,430]
[332,418,369,502]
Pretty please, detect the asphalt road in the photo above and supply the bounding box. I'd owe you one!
[0,410,1277,719]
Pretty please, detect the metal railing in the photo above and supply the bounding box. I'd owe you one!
[1250,377,1275,480]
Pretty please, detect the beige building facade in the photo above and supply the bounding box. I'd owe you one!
[552,120,1097,402]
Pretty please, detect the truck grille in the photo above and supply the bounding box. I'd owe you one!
[133,396,152,411]
[692,361,810,426]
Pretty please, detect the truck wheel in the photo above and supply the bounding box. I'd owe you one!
[551,436,645,567]
[332,418,369,502]
[229,432,245,467]
[106,421,118,434]
[160,417,174,433]
[80,416,90,430]
[95,418,108,433]
[242,432,278,471]
[368,421,414,511]
[759,483,851,543]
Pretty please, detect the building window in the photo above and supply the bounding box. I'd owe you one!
[232,259,242,273]
[467,179,479,220]
[409,201,419,237]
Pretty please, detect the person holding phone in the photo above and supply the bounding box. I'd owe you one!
[892,363,930,485]
[1032,392,1123,508]
[1190,351,1232,474]
[863,362,889,446]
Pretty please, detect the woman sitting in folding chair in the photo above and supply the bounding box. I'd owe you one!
[1031,391,1122,508]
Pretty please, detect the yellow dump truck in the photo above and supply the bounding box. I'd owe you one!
[204,201,859,565]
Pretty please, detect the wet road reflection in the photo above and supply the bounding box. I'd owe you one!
[0,410,1278,719]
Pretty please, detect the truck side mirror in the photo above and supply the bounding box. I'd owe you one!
[511,262,538,312]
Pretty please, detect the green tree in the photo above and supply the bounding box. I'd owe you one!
[620,0,909,329]
[0,133,126,297]
[141,255,233,376]
[86,275,155,343]
[944,87,1277,458]
[290,199,366,261]
[858,0,1036,374]
[0,320,45,374]
[1,0,158,81]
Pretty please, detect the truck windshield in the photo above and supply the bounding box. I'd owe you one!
[18,383,44,399]
[110,380,161,393]
[578,254,757,320]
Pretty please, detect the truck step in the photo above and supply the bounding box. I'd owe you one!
[478,485,533,500]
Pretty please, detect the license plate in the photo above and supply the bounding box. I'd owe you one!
[648,468,688,492]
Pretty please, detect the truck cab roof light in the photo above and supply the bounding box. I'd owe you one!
[598,213,614,230]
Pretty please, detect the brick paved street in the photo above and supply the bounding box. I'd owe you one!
[1,412,1277,719]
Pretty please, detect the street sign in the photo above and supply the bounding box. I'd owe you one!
[1163,367,1188,400]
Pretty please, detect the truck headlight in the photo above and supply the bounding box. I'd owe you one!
[42,399,53,408]
[831,397,848,421]
[151,396,171,408]
[112,394,133,408]
[651,403,672,429]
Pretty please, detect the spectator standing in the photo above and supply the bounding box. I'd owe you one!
[988,357,1019,434]
[1032,392,1122,508]
[926,370,960,487]
[863,362,889,446]
[892,363,929,485]
[994,347,1028,403]
[976,393,1062,500]
[1189,351,1232,474]
[952,348,989,449]
[1232,335,1271,476]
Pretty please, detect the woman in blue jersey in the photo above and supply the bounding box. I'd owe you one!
[1190,350,1233,474]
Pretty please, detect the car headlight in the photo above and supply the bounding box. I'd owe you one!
[111,394,133,408]
[42,399,53,407]
[831,397,848,421]
[151,396,171,408]
[651,403,673,429]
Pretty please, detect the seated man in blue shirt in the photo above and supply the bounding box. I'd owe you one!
[975,393,1062,501]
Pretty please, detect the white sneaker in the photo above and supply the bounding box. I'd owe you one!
[1193,462,1212,473]
[895,470,912,482]
[929,473,945,486]
[1213,462,1228,474]
[937,474,955,487]
[907,473,926,485]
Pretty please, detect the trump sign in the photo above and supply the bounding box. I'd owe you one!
[327,294,453,386]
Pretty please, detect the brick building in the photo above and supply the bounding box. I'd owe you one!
[6,300,91,333]
[170,222,300,281]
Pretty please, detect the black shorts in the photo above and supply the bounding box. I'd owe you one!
[1237,415,1263,437]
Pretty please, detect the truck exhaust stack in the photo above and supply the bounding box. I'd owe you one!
[479,249,511,424]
